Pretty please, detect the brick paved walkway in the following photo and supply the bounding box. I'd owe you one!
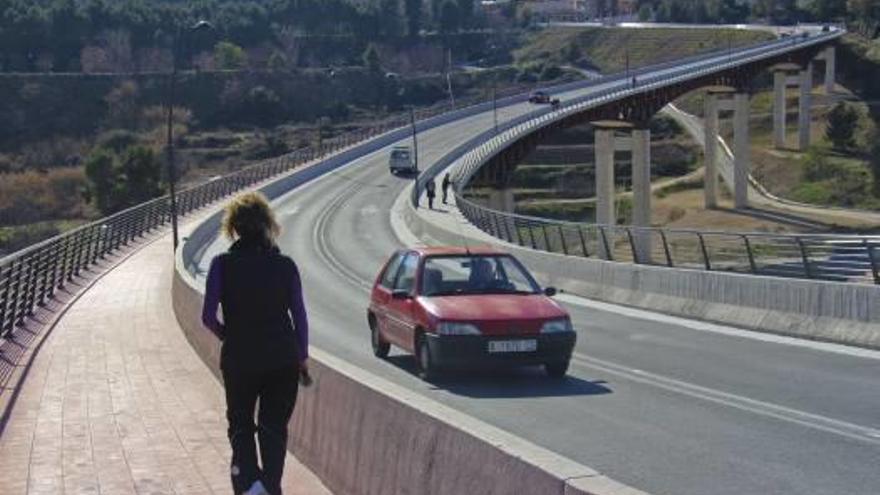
[0,231,330,495]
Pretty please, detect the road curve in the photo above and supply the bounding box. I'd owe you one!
[196,50,880,495]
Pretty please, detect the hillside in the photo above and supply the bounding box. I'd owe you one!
[513,27,775,73]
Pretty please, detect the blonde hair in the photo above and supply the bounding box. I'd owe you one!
[222,192,281,244]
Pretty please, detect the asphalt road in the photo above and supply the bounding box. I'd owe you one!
[195,38,880,495]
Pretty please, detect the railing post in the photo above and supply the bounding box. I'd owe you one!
[625,228,639,264]
[25,253,38,315]
[659,230,674,267]
[558,225,568,255]
[577,226,590,258]
[0,265,9,337]
[502,215,513,244]
[527,223,538,250]
[8,260,22,331]
[598,226,613,261]
[541,224,552,252]
[864,239,880,285]
[796,237,813,279]
[742,235,757,274]
[697,233,712,270]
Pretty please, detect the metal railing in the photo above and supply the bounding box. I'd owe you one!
[455,197,880,284]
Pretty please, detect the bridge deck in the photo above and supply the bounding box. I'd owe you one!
[0,230,329,495]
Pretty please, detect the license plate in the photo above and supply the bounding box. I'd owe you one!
[488,340,537,353]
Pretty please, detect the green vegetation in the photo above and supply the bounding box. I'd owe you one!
[84,144,162,215]
[513,27,774,74]
[826,102,860,150]
[214,41,248,70]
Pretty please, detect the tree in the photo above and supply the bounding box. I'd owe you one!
[638,4,653,21]
[825,102,860,150]
[404,0,423,37]
[363,43,382,72]
[439,0,460,33]
[214,41,247,70]
[84,148,121,214]
[84,143,160,214]
[119,146,160,204]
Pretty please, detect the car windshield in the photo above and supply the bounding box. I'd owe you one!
[420,255,540,296]
[391,149,410,159]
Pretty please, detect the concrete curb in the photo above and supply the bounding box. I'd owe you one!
[394,183,880,350]
[172,237,650,495]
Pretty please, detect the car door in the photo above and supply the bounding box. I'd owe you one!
[385,252,420,351]
[373,252,404,341]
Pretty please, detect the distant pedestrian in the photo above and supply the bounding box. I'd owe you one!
[632,75,637,88]
[442,173,452,204]
[426,178,436,209]
[202,192,310,495]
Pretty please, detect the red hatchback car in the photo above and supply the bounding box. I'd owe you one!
[367,247,576,379]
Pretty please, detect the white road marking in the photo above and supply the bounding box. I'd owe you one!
[556,293,880,361]
[572,353,880,445]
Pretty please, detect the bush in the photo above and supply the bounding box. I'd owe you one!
[825,102,860,150]
[790,181,835,205]
[215,41,248,70]
[0,168,87,226]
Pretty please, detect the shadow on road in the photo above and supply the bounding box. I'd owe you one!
[386,355,613,398]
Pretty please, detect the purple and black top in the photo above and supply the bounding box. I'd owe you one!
[202,240,309,369]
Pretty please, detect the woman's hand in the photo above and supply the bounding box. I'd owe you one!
[299,358,309,373]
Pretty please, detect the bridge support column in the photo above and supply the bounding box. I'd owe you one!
[594,128,616,229]
[734,92,750,209]
[773,70,787,149]
[799,63,813,151]
[824,46,836,94]
[631,127,652,263]
[488,188,515,213]
[703,92,721,209]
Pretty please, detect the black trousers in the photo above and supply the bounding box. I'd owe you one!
[223,364,299,495]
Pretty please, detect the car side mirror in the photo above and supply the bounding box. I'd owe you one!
[392,289,411,299]
[544,287,558,297]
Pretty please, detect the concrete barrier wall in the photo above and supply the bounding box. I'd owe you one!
[172,257,646,495]
[401,199,880,350]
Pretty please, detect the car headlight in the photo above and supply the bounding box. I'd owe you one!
[541,318,572,334]
[436,322,481,336]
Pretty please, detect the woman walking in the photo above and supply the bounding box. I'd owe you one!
[202,192,309,495]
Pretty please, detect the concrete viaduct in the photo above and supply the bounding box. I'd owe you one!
[470,33,839,248]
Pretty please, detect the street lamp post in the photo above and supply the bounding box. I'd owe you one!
[492,80,499,135]
[166,20,213,252]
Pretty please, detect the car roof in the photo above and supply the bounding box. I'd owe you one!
[408,246,509,257]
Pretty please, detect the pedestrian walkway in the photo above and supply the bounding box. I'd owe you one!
[0,229,330,495]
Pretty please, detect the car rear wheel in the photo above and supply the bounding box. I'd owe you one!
[369,317,390,359]
[545,360,570,378]
[416,335,437,381]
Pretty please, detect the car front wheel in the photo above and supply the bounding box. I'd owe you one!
[545,360,570,378]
